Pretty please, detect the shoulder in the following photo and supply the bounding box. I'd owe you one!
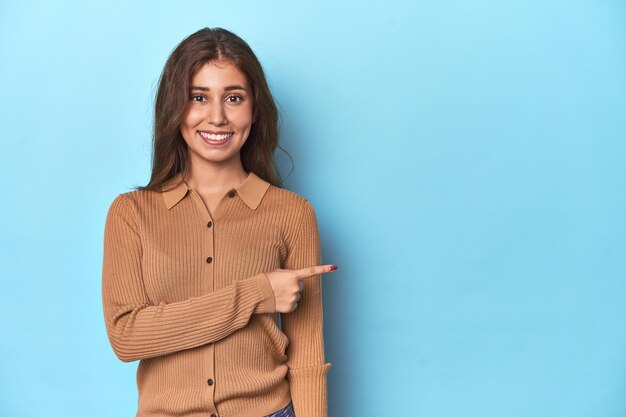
[105,189,158,220]
[110,187,168,207]
[106,189,142,209]
[263,185,319,233]
[265,185,317,215]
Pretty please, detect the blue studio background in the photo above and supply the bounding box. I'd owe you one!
[1,1,625,416]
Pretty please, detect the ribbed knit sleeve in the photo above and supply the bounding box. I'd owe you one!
[281,199,332,417]
[101,194,276,363]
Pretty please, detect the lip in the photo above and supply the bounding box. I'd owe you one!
[197,131,233,146]
[198,130,234,134]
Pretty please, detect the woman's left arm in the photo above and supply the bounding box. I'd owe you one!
[281,199,332,417]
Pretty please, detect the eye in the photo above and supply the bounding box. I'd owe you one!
[226,95,243,103]
[191,94,206,102]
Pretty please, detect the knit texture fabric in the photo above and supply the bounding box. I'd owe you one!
[101,171,331,417]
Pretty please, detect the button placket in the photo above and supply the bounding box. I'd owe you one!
[205,212,216,414]
[187,187,240,416]
[188,189,218,415]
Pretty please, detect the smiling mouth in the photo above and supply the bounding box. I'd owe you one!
[198,131,234,141]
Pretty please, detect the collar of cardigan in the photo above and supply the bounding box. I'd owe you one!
[161,170,271,211]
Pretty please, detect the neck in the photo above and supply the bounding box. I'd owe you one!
[183,156,248,194]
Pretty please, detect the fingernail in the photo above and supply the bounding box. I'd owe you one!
[329,265,338,271]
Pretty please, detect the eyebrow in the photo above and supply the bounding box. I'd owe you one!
[190,85,247,92]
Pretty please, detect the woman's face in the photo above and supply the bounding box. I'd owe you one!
[180,59,254,168]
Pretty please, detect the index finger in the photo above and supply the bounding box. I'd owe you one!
[295,264,337,280]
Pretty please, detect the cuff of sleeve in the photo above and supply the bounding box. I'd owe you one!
[252,273,276,314]
[287,362,332,417]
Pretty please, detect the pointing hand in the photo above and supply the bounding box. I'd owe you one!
[264,265,337,313]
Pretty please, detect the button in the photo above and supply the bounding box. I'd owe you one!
[206,256,213,263]
[207,378,214,386]
[227,190,236,198]
[207,221,212,228]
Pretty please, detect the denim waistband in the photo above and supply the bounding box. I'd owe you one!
[264,401,294,417]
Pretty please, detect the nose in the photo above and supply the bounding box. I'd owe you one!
[206,102,228,126]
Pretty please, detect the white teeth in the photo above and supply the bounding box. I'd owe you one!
[199,132,233,140]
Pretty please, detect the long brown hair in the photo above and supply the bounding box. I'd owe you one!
[135,27,291,192]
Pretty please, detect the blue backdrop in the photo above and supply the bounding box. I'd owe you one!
[1,1,625,416]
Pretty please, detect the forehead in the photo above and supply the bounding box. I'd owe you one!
[191,60,249,89]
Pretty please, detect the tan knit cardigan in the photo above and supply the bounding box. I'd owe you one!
[101,171,331,417]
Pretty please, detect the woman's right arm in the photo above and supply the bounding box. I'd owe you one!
[101,194,276,363]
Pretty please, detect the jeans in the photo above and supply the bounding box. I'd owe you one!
[264,401,295,417]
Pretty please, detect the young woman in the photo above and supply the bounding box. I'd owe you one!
[101,27,337,417]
